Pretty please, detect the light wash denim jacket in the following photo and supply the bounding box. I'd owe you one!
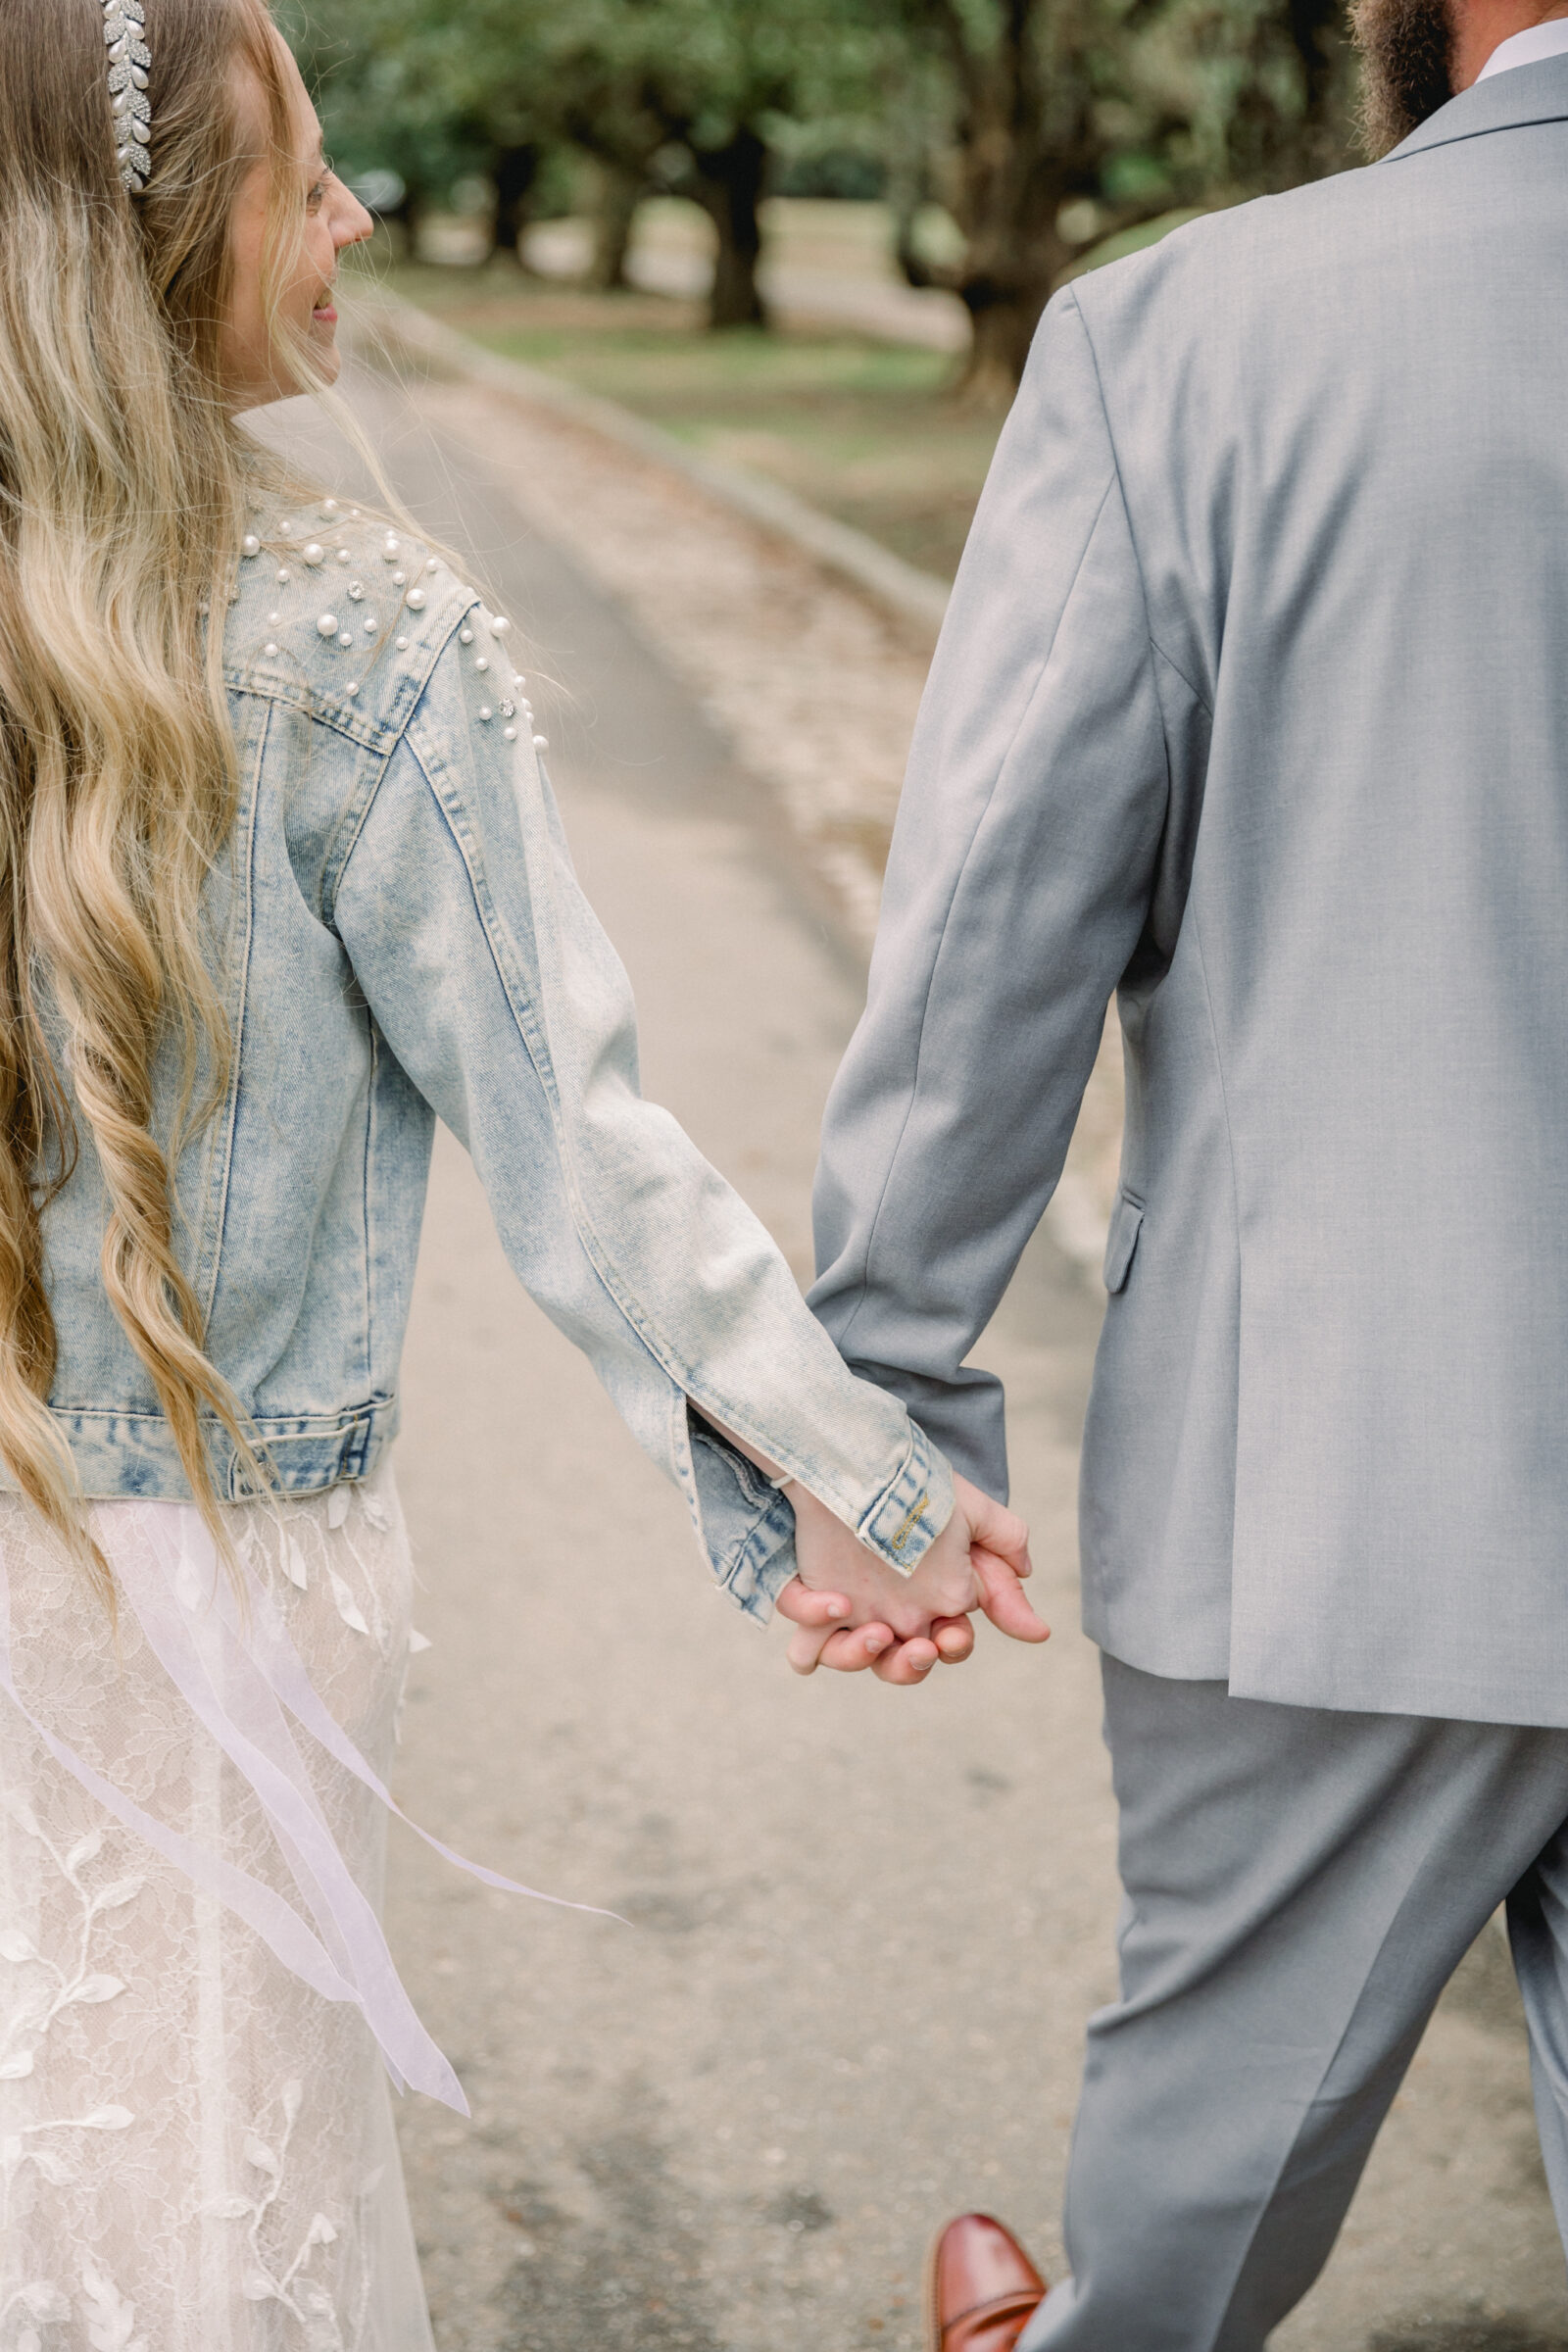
[35,506,951,1617]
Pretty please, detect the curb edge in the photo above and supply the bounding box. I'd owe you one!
[347,283,953,643]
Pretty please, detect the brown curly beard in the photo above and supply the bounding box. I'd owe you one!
[1351,0,1458,155]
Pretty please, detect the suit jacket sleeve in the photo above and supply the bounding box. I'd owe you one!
[808,286,1174,1498]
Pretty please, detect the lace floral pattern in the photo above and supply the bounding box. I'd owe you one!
[0,1472,435,2351]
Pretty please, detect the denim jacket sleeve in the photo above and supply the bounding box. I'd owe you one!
[326,611,953,1619]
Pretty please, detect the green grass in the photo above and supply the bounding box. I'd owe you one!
[374,258,1003,582]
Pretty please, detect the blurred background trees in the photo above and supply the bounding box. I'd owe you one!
[875,0,1354,391]
[285,0,1359,385]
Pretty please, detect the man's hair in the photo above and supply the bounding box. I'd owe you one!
[1351,0,1458,156]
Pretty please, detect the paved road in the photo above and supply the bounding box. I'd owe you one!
[265,373,1567,2351]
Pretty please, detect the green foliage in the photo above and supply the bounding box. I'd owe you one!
[851,0,1358,384]
[1128,0,1357,198]
[291,0,1356,218]
[285,0,1360,367]
[289,0,888,194]
[878,0,1355,222]
[281,0,504,200]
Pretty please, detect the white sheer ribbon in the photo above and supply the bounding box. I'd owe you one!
[0,1501,615,2114]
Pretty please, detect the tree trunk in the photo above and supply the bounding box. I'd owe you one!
[892,202,934,292]
[949,165,1067,401]
[929,0,1094,395]
[884,65,939,290]
[957,276,1053,402]
[589,161,645,290]
[493,145,540,265]
[390,186,428,266]
[690,125,769,330]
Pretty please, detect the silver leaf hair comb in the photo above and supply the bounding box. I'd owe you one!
[103,0,153,194]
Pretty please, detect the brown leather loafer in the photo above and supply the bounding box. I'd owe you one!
[925,2212,1048,2351]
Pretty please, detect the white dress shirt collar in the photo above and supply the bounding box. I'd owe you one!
[1477,14,1568,80]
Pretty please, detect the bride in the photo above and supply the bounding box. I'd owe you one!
[0,0,1043,2343]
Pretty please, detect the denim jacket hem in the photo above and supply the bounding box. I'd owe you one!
[9,1400,398,1502]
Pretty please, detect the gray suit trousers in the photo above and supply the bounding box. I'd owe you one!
[1020,1659,1568,2351]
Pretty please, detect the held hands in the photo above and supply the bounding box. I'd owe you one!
[692,1414,1045,1692]
[776,1472,1047,1688]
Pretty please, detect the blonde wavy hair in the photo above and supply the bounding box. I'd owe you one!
[0,0,319,1592]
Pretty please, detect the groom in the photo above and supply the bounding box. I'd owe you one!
[794,0,1568,2340]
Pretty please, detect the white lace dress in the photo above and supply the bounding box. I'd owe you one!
[0,1467,444,2352]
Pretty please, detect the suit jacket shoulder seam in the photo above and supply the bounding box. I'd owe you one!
[1063,288,1172,688]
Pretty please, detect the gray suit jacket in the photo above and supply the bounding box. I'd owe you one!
[810,60,1568,1727]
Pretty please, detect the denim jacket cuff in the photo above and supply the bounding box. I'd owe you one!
[851,1420,954,1576]
[680,1411,955,1625]
[686,1417,802,1624]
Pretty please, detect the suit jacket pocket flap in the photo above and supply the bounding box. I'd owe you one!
[1102,1193,1144,1294]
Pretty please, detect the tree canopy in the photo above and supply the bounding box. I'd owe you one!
[288,0,1361,380]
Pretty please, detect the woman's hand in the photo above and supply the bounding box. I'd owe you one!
[776,1472,1047,1686]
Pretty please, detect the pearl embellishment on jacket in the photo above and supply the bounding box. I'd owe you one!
[241,534,260,558]
[317,613,338,637]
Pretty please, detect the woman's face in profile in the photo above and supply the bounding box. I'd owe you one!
[220,33,373,411]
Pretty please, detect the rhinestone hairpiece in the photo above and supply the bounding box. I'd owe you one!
[102,0,153,195]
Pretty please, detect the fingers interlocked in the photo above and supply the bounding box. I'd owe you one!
[776,1468,1046,1689]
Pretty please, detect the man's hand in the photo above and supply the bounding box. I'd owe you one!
[776,1472,1047,1686]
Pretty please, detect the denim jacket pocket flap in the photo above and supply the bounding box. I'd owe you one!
[1102,1192,1145,1295]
